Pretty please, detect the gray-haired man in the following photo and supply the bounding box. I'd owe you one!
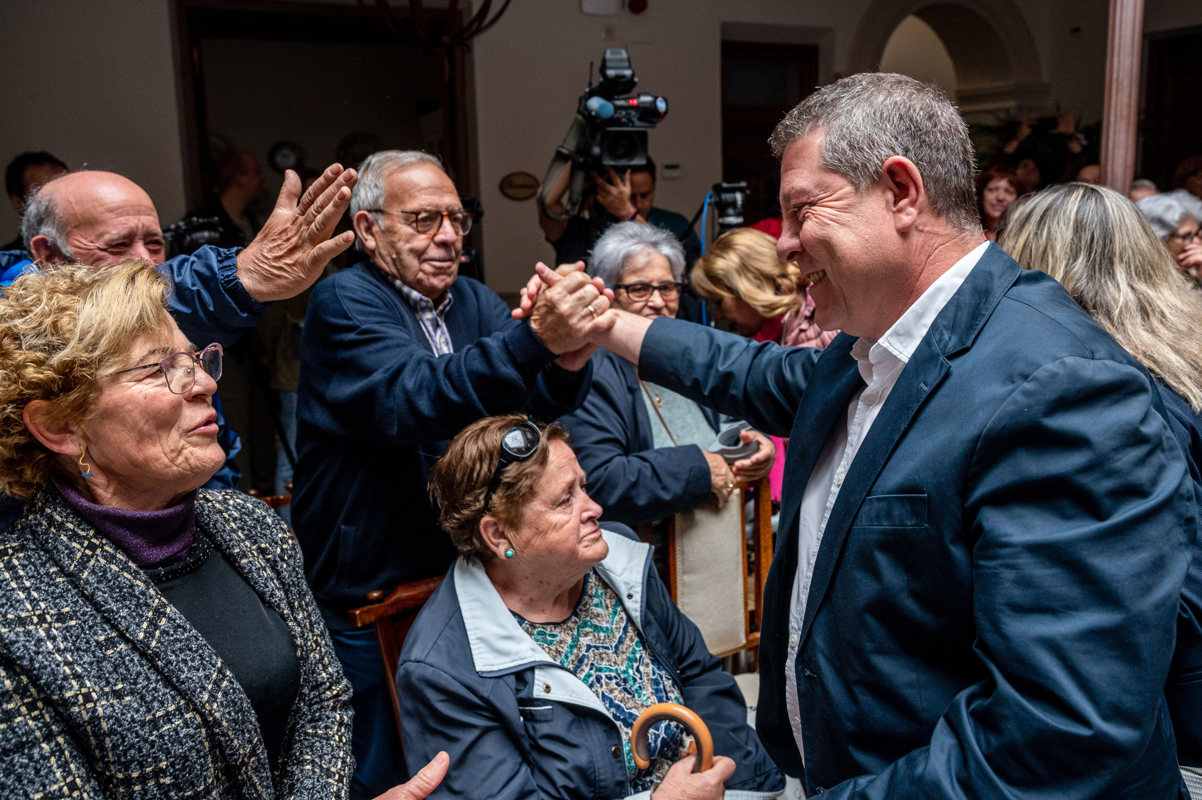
[292,150,610,798]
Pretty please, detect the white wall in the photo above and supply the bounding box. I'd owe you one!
[879,16,958,96]
[469,0,874,294]
[0,0,187,240]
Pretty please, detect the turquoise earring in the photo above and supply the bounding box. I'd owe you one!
[504,547,515,559]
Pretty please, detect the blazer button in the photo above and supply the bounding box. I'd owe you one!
[611,745,622,760]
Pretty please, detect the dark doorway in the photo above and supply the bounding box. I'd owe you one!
[721,40,820,226]
[1141,25,1202,189]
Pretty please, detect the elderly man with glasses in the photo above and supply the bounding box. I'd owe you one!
[291,149,612,799]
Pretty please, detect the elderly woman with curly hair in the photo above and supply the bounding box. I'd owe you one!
[397,414,784,799]
[0,260,445,799]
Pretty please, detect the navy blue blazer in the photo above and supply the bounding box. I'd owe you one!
[292,262,591,611]
[561,349,718,527]
[638,244,1194,798]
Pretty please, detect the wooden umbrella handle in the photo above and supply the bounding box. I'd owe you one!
[630,702,715,773]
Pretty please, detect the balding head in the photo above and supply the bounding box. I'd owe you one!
[23,171,166,267]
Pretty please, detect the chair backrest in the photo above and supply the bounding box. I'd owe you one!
[347,577,443,739]
[665,477,773,656]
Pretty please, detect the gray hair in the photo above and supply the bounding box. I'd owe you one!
[350,150,445,217]
[20,177,74,258]
[1136,192,1202,239]
[350,150,445,252]
[768,72,979,231]
[1130,178,1158,192]
[588,222,685,288]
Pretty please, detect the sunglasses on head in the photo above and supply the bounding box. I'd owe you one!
[481,420,542,512]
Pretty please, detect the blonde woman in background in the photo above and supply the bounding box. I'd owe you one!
[998,182,1202,797]
[691,227,837,349]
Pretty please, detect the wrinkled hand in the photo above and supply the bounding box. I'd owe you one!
[651,754,736,800]
[1178,243,1202,282]
[731,431,775,484]
[704,451,737,510]
[511,261,613,321]
[594,168,636,220]
[374,752,449,800]
[236,164,357,301]
[527,262,616,355]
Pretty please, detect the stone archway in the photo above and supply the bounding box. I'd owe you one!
[848,0,1051,114]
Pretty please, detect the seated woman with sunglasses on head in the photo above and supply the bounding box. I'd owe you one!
[561,222,775,531]
[398,415,784,799]
[0,260,446,799]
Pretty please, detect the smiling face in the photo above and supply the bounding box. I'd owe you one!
[982,177,1018,223]
[776,131,899,338]
[363,163,463,301]
[80,320,225,508]
[508,440,607,584]
[46,172,167,266]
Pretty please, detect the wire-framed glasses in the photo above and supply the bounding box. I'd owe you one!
[109,343,223,395]
[367,208,473,236]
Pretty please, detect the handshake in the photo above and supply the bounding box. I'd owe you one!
[513,260,621,371]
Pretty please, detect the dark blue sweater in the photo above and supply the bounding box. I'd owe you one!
[292,261,592,612]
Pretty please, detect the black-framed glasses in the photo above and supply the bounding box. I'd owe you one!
[613,281,682,303]
[109,343,223,395]
[367,207,473,236]
[481,420,542,512]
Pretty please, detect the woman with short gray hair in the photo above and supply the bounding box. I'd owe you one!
[560,221,775,531]
[1137,193,1202,283]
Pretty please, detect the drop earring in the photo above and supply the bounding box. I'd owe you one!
[78,446,94,481]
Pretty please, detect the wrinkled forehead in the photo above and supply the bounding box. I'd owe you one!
[777,131,841,206]
[383,164,461,210]
[53,175,162,236]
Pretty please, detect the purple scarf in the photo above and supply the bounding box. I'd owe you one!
[56,481,196,567]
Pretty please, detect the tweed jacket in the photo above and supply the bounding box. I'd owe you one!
[0,488,354,799]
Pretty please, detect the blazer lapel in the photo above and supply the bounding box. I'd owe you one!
[29,490,275,799]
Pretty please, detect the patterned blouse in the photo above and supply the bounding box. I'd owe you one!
[516,571,691,791]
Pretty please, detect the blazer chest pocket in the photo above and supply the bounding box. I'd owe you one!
[851,493,928,529]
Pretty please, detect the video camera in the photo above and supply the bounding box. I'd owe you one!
[573,48,668,170]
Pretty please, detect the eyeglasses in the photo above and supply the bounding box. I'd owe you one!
[481,420,542,512]
[109,343,223,395]
[367,207,473,236]
[613,281,682,303]
[1168,227,1202,243]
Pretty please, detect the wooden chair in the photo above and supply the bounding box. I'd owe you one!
[346,577,443,740]
[664,477,774,657]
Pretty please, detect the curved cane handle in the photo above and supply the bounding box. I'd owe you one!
[630,702,714,773]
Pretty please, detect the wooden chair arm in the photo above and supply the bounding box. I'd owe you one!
[347,576,443,628]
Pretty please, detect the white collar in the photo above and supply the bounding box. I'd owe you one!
[852,240,989,381]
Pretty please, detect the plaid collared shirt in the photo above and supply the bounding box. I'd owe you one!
[395,280,455,356]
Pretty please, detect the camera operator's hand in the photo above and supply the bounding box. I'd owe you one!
[529,262,616,357]
[595,168,637,220]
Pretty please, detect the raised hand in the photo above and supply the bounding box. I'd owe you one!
[511,261,612,321]
[373,752,450,800]
[529,262,615,355]
[235,163,358,301]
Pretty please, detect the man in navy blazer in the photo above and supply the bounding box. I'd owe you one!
[519,73,1194,797]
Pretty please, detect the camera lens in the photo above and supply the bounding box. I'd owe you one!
[601,129,647,166]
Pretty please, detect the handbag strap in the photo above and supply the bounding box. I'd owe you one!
[639,380,679,447]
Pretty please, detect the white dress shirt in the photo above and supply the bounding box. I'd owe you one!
[785,241,989,765]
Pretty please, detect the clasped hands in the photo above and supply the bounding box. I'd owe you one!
[514,261,619,371]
